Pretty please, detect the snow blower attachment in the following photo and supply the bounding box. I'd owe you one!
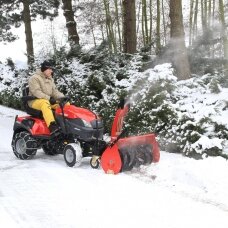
[100,99,160,174]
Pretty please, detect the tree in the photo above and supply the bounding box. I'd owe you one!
[142,0,149,46]
[219,0,228,76]
[0,0,59,65]
[22,0,34,65]
[169,0,190,80]
[156,0,161,54]
[161,0,167,46]
[103,0,117,53]
[0,5,18,43]
[122,0,136,53]
[193,0,199,39]
[62,0,80,46]
[189,0,194,46]
[114,0,122,51]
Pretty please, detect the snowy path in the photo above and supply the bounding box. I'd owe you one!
[1,105,228,228]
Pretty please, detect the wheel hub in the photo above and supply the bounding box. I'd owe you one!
[16,138,27,155]
[64,143,83,167]
[65,148,74,163]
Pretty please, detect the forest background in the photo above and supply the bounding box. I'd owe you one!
[0,0,228,159]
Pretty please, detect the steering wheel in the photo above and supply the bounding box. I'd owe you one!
[58,96,70,108]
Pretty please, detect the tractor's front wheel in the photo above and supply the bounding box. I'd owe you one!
[12,131,38,160]
[63,143,83,167]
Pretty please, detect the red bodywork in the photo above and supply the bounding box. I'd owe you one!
[16,105,98,135]
[101,105,160,174]
[55,105,97,121]
[16,116,50,135]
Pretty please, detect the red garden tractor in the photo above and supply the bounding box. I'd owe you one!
[11,85,160,174]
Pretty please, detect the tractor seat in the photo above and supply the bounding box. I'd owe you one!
[22,84,43,119]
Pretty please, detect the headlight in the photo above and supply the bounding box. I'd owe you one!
[82,119,92,128]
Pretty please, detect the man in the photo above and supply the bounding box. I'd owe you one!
[28,60,65,134]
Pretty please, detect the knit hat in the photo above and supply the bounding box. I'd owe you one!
[40,60,54,72]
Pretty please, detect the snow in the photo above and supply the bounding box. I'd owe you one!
[192,135,223,152]
[1,105,228,228]
[1,1,228,226]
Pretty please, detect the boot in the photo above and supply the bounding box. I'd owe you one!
[49,121,61,135]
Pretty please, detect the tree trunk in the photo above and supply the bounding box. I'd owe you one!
[122,0,136,53]
[114,0,122,51]
[103,0,117,53]
[189,0,194,46]
[156,0,161,55]
[169,0,191,80]
[22,0,34,66]
[212,0,215,58]
[136,0,142,36]
[162,0,166,45]
[201,0,208,34]
[149,0,153,43]
[141,2,145,46]
[62,0,80,46]
[193,0,199,38]
[208,0,212,27]
[219,0,228,75]
[142,0,149,45]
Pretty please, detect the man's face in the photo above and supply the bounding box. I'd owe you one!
[43,68,53,78]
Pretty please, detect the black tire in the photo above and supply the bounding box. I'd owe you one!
[42,142,57,156]
[63,143,82,167]
[12,131,37,160]
[90,157,100,169]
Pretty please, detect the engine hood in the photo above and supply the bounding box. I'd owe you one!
[55,105,98,122]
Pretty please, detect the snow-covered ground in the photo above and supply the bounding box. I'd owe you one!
[1,105,228,228]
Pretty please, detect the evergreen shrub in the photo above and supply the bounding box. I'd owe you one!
[0,44,227,159]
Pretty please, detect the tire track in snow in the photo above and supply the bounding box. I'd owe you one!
[0,163,25,171]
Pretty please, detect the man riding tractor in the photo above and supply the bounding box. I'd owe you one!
[28,60,68,135]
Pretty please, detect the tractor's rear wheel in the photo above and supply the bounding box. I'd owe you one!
[64,143,83,167]
[12,131,37,160]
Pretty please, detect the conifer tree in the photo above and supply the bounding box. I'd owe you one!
[0,5,18,42]
[0,0,60,65]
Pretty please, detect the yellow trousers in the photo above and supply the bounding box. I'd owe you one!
[31,99,59,127]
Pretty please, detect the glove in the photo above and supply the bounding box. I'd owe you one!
[59,96,70,102]
[49,97,56,105]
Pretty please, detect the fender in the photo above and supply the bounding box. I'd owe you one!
[14,115,50,135]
